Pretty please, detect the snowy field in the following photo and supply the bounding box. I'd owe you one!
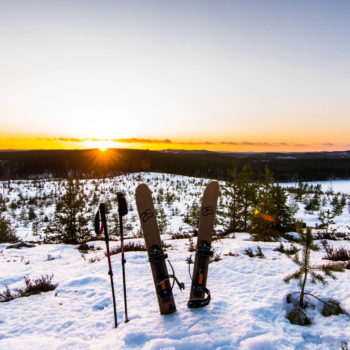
[0,173,349,349]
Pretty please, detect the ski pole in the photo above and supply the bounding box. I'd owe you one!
[95,203,118,328]
[117,192,129,323]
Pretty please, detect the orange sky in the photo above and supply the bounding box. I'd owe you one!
[1,1,350,153]
[0,136,348,153]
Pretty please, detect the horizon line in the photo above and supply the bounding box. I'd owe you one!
[1,147,349,154]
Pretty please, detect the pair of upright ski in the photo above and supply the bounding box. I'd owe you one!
[135,181,219,315]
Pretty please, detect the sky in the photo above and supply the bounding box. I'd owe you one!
[0,0,349,152]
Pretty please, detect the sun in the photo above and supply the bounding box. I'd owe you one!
[86,140,116,151]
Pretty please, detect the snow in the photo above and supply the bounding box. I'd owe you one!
[1,173,350,349]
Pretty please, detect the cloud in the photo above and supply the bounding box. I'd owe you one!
[35,137,348,149]
[57,138,85,143]
[38,137,86,143]
[112,138,172,144]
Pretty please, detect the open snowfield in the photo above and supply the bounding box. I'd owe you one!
[1,173,349,349]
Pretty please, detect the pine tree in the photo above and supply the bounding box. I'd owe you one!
[304,193,321,213]
[184,201,200,235]
[331,194,346,216]
[284,223,344,308]
[0,214,18,243]
[28,206,36,221]
[317,209,336,237]
[156,204,168,235]
[270,185,296,233]
[0,194,6,213]
[222,166,256,233]
[45,178,91,244]
[250,166,294,241]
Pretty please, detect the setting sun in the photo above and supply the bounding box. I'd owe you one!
[83,140,117,151]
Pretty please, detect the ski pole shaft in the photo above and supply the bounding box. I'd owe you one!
[119,214,129,322]
[99,203,118,328]
[107,249,118,328]
[117,192,129,323]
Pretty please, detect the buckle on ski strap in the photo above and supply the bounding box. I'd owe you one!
[149,245,185,299]
[148,245,173,300]
[196,240,214,258]
[149,252,168,263]
[187,287,211,308]
[148,244,168,263]
[191,240,213,299]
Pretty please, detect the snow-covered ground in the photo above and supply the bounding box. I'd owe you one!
[1,173,349,349]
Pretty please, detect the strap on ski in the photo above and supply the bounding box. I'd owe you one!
[188,240,213,308]
[187,288,211,308]
[149,245,184,302]
[167,259,185,291]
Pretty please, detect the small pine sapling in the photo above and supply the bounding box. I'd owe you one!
[244,246,265,258]
[317,209,336,238]
[284,223,344,309]
[187,237,195,252]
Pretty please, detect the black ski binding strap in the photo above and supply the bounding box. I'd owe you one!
[149,245,172,301]
[149,244,168,263]
[197,240,214,259]
[188,240,213,308]
[188,288,211,308]
[149,245,185,300]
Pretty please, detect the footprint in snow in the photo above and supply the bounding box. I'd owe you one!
[92,298,110,311]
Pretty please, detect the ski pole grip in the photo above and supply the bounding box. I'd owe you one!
[94,211,100,235]
[117,192,128,217]
[99,203,109,243]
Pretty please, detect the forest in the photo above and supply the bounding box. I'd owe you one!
[1,148,350,181]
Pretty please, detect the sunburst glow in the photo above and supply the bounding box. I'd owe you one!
[84,140,117,151]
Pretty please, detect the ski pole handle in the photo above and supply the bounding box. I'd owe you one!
[117,192,128,263]
[117,192,128,217]
[99,203,109,244]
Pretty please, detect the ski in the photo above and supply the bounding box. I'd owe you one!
[135,184,184,315]
[188,181,220,308]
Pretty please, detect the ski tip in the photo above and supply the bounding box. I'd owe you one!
[136,183,151,194]
[206,181,220,193]
[209,180,219,188]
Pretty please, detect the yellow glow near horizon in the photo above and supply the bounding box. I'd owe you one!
[0,135,349,153]
[84,140,117,152]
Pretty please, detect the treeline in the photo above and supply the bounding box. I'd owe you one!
[1,149,350,181]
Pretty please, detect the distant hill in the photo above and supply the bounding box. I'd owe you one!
[0,149,350,181]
